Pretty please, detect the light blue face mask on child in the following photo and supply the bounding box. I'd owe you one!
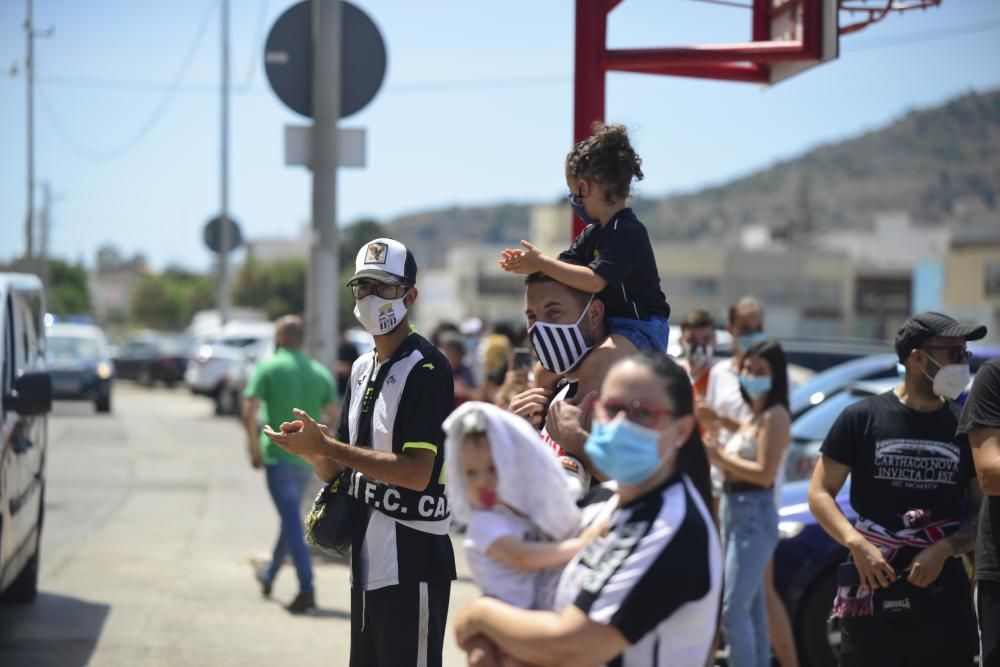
[584,415,662,484]
[567,193,598,227]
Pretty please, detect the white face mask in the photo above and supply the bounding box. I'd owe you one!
[923,355,970,401]
[354,294,408,336]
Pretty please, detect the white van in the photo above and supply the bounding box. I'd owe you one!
[0,273,52,603]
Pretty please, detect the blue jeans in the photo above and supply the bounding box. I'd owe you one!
[721,489,778,667]
[608,315,669,352]
[264,462,315,593]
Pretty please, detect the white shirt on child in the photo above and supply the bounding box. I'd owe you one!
[465,506,559,610]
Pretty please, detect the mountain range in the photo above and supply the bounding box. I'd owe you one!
[385,89,1000,267]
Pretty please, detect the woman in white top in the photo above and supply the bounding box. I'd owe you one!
[455,352,722,667]
[705,340,791,667]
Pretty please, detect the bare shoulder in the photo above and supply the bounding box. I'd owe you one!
[762,405,791,428]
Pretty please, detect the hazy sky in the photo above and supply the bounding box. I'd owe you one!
[1,0,998,272]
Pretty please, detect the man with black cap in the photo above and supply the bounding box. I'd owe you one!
[809,312,985,666]
[265,238,456,667]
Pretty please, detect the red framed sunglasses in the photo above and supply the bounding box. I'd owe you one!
[588,396,674,427]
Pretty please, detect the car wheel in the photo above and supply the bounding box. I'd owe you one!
[0,495,43,604]
[165,380,177,389]
[138,367,153,387]
[96,392,112,413]
[796,568,840,667]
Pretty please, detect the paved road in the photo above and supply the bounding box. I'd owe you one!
[0,383,479,667]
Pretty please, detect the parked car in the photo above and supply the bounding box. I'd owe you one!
[774,478,854,667]
[46,322,114,412]
[0,273,52,604]
[790,353,898,419]
[185,321,274,415]
[113,333,190,387]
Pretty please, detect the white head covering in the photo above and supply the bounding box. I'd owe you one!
[444,401,581,541]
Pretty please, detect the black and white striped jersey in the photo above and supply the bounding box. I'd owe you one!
[554,474,722,666]
[335,332,457,591]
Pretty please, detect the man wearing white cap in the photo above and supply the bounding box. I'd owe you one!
[265,238,456,667]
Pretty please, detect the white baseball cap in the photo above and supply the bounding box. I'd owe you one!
[347,238,418,285]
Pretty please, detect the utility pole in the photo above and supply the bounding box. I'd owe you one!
[24,0,35,266]
[218,0,232,325]
[306,0,341,371]
[39,181,51,289]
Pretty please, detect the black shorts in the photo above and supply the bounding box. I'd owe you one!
[350,580,451,667]
[839,560,978,667]
[979,579,1000,667]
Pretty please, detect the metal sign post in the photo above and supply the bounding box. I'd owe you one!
[264,0,386,372]
[307,0,342,371]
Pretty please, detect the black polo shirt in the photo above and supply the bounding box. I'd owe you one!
[558,208,670,321]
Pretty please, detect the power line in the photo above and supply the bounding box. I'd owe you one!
[235,0,269,94]
[36,0,218,161]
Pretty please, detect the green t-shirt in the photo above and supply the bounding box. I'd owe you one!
[244,347,337,466]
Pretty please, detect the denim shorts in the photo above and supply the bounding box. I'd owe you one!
[608,315,669,352]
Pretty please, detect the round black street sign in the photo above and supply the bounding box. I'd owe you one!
[264,0,387,119]
[204,216,243,254]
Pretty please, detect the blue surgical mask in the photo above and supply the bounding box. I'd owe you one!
[740,374,773,400]
[737,331,767,352]
[567,193,598,226]
[584,415,662,484]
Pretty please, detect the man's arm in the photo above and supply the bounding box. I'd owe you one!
[808,455,896,589]
[907,476,983,588]
[971,427,1000,495]
[265,410,437,491]
[241,397,263,469]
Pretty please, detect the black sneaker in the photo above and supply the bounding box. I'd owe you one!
[285,591,316,614]
[255,568,272,598]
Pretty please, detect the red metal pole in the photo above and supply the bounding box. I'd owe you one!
[572,0,607,239]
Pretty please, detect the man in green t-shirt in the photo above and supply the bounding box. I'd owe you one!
[241,315,337,614]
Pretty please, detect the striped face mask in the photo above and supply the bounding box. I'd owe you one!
[529,295,595,375]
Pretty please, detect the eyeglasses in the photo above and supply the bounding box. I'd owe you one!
[588,396,673,428]
[350,281,410,299]
[919,345,972,364]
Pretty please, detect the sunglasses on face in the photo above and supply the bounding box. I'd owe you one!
[919,345,972,364]
[588,396,674,428]
[350,281,409,299]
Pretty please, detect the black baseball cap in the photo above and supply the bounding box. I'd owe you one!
[894,311,987,362]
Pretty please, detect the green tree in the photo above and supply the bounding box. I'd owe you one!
[129,275,178,330]
[127,267,215,330]
[47,259,90,317]
[233,257,307,320]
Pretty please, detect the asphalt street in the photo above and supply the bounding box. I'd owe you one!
[0,382,479,667]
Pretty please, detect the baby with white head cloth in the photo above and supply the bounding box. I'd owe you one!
[445,402,607,610]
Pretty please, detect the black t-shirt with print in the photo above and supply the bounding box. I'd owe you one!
[821,391,974,533]
[558,208,670,322]
[957,356,1000,582]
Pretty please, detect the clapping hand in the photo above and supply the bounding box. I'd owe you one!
[499,241,544,275]
[262,408,331,459]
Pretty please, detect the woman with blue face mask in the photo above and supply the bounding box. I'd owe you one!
[705,340,791,667]
[454,353,722,667]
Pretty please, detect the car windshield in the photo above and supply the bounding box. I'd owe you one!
[49,335,103,361]
[791,391,864,442]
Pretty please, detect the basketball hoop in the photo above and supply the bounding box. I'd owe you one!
[838,0,943,35]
